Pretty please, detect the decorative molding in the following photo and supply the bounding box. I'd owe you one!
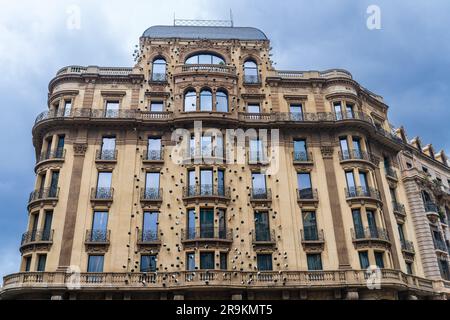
[73,143,88,156]
[320,146,334,159]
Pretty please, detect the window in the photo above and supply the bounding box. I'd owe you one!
[30,213,39,242]
[63,100,72,116]
[218,209,226,239]
[142,211,158,241]
[56,135,65,158]
[187,209,196,239]
[184,90,197,112]
[186,253,195,271]
[45,137,53,159]
[199,208,214,238]
[243,60,259,83]
[293,139,308,161]
[24,256,32,272]
[256,254,272,271]
[220,252,228,270]
[145,172,160,198]
[307,254,323,271]
[140,255,157,272]
[358,251,370,269]
[374,251,385,269]
[91,211,108,242]
[49,171,59,197]
[439,258,450,280]
[251,173,267,198]
[397,223,405,244]
[217,169,225,196]
[200,169,213,195]
[201,136,212,158]
[96,172,112,198]
[151,58,166,81]
[334,102,343,120]
[216,90,228,112]
[100,136,116,160]
[200,252,214,270]
[87,255,104,272]
[366,210,378,238]
[42,211,53,241]
[352,137,362,158]
[150,101,164,112]
[200,89,213,111]
[254,211,270,241]
[340,137,349,159]
[247,103,260,113]
[406,262,413,275]
[185,53,224,65]
[147,138,162,160]
[249,138,265,163]
[302,211,318,240]
[290,104,303,121]
[346,103,354,118]
[297,173,313,199]
[187,169,196,196]
[359,172,369,193]
[345,171,356,194]
[105,101,119,118]
[37,254,47,272]
[352,209,364,239]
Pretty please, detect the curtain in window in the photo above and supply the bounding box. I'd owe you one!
[358,251,370,269]
[200,252,214,270]
[140,255,157,272]
[87,255,104,272]
[257,254,272,271]
[307,254,323,271]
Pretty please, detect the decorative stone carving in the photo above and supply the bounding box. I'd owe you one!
[320,146,334,159]
[73,143,88,156]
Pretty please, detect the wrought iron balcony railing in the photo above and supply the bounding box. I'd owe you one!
[140,187,162,201]
[252,229,276,243]
[339,149,375,163]
[95,149,117,161]
[385,167,398,179]
[293,151,313,163]
[250,188,272,201]
[182,185,230,199]
[137,229,160,244]
[300,228,324,242]
[179,64,236,75]
[392,201,406,216]
[37,148,65,163]
[351,227,390,242]
[424,202,439,213]
[297,188,319,202]
[85,229,110,244]
[433,239,448,252]
[150,73,167,82]
[401,240,415,253]
[181,227,233,241]
[21,229,54,246]
[28,187,59,203]
[345,186,381,201]
[90,187,114,201]
[143,148,164,161]
[243,74,261,84]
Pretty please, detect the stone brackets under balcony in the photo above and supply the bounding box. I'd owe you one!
[136,229,161,253]
[249,188,272,208]
[182,185,231,205]
[300,229,325,253]
[84,229,110,253]
[34,148,65,172]
[424,202,440,223]
[181,227,233,249]
[142,149,164,164]
[292,151,314,166]
[392,201,407,223]
[20,230,54,254]
[351,227,391,250]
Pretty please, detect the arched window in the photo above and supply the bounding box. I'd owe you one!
[200,89,213,111]
[184,90,197,112]
[185,53,225,65]
[151,58,166,81]
[244,60,259,84]
[216,90,228,112]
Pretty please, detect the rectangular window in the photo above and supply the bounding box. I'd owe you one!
[96,172,112,197]
[256,254,273,271]
[188,169,196,196]
[358,251,370,269]
[359,172,369,191]
[374,252,385,269]
[100,137,116,160]
[140,255,157,272]
[334,102,343,120]
[199,208,214,238]
[217,169,225,196]
[87,255,104,272]
[150,101,163,112]
[142,211,158,241]
[306,254,323,271]
[201,136,212,157]
[105,100,119,117]
[289,104,303,121]
[302,211,318,241]
[345,103,354,118]
[64,100,72,116]
[186,252,195,271]
[249,139,264,163]
[345,171,356,192]
[214,135,224,158]
[42,210,53,241]
[340,138,349,159]
[37,254,47,272]
[293,139,308,161]
[187,209,196,239]
[200,169,213,195]
[397,223,405,243]
[91,211,108,242]
[406,262,413,275]
[220,252,228,270]
[254,211,270,241]
[49,171,59,197]
[30,213,39,241]
[24,256,32,272]
[366,210,378,237]
[297,172,313,199]
[352,209,364,239]
[45,137,53,159]
[56,135,65,157]
[389,188,397,203]
[406,162,413,169]
[200,252,214,270]
[247,104,260,113]
[147,138,162,160]
[439,259,450,280]
[218,208,226,239]
[145,172,160,196]
[39,173,46,194]
[422,166,428,173]
[251,173,267,198]
[352,137,362,157]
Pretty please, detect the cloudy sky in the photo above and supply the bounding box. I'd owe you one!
[0,0,449,279]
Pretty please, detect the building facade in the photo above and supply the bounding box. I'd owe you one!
[1,23,450,300]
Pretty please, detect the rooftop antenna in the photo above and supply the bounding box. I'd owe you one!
[230,9,234,27]
[173,12,176,26]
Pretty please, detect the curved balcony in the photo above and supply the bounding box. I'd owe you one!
[35,148,65,171]
[140,188,163,207]
[28,187,59,209]
[181,227,233,248]
[345,186,381,204]
[339,149,377,167]
[424,202,440,223]
[136,229,161,250]
[300,229,325,252]
[296,188,319,207]
[174,64,236,78]
[182,185,231,204]
[20,229,54,253]
[351,227,391,249]
[1,269,437,298]
[90,187,114,207]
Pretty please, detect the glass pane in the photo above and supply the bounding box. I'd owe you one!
[247,104,260,113]
[307,254,322,271]
[87,255,104,272]
[334,102,342,120]
[146,172,160,189]
[374,252,384,268]
[140,255,156,272]
[358,252,369,269]
[252,173,266,191]
[43,211,53,240]
[200,90,212,111]
[105,101,119,117]
[220,253,227,270]
[186,253,195,271]
[216,91,228,112]
[148,138,161,152]
[92,211,108,231]
[184,91,196,111]
[200,252,214,269]
[200,209,214,238]
[255,211,269,241]
[352,210,364,238]
[346,171,355,189]
[37,255,46,272]
[187,209,196,239]
[303,211,318,240]
[218,170,225,195]
[290,104,303,121]
[359,172,368,190]
[102,137,116,151]
[143,212,158,241]
[97,172,112,189]
[257,254,272,271]
[150,101,163,112]
[200,170,213,194]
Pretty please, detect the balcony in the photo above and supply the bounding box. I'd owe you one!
[401,240,415,261]
[142,149,164,163]
[95,149,117,162]
[296,188,319,207]
[85,229,110,252]
[385,167,398,181]
[339,149,376,167]
[90,187,114,207]
[174,64,236,77]
[239,112,274,123]
[300,229,325,252]
[249,188,272,205]
[20,229,54,253]
[182,185,231,204]
[345,186,381,204]
[136,229,161,250]
[28,187,59,209]
[181,227,233,248]
[243,75,261,85]
[424,202,440,223]
[433,239,448,254]
[252,229,276,247]
[351,227,391,249]
[35,148,65,168]
[149,73,167,83]
[140,188,163,207]
[392,201,407,223]
[293,151,314,165]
